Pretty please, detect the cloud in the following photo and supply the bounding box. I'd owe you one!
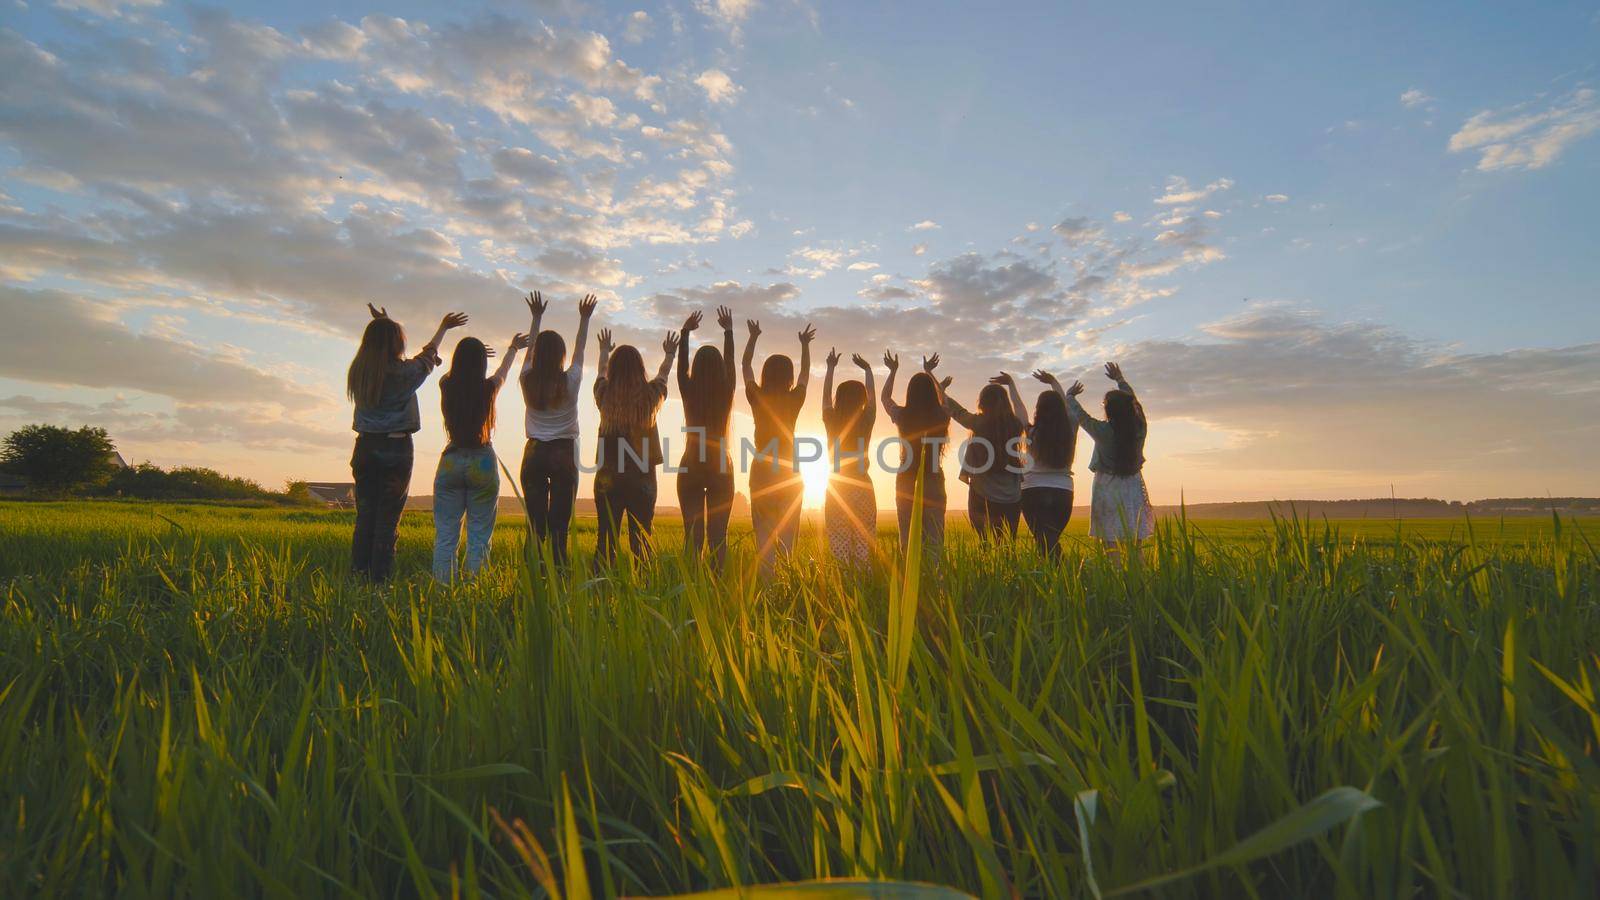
[911,243,928,255]
[1264,193,1289,203]
[908,220,941,231]
[1117,304,1600,487]
[846,261,879,271]
[0,285,314,404]
[1154,176,1234,205]
[1399,87,1433,109]
[1051,216,1104,245]
[620,10,653,43]
[1112,211,1132,223]
[694,68,742,104]
[1449,88,1600,172]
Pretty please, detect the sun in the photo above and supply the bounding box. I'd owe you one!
[799,438,832,509]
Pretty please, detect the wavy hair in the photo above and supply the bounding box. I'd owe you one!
[1027,390,1075,470]
[1103,389,1147,476]
[598,345,657,436]
[521,329,568,411]
[685,344,730,439]
[440,337,497,447]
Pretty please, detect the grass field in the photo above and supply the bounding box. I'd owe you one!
[1,500,1597,897]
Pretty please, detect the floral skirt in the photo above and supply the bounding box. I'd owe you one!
[1089,471,1155,542]
[825,471,877,568]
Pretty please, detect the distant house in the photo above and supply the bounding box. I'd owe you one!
[108,451,130,470]
[304,482,356,508]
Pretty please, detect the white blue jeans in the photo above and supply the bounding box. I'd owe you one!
[432,446,500,581]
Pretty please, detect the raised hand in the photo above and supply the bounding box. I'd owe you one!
[989,371,1014,386]
[1031,368,1059,385]
[922,353,940,373]
[825,347,841,368]
[882,351,899,371]
[440,311,469,331]
[852,353,871,371]
[1067,380,1086,397]
[577,293,598,318]
[682,311,702,334]
[939,376,953,390]
[367,303,389,319]
[798,323,817,345]
[747,319,761,339]
[716,305,734,330]
[511,332,531,351]
[663,331,681,355]
[598,327,614,355]
[525,291,546,319]
[484,345,498,358]
[1104,361,1125,382]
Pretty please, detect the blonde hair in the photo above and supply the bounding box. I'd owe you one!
[347,318,406,407]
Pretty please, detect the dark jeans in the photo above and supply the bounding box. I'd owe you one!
[677,452,734,567]
[1021,487,1074,560]
[967,489,1021,542]
[351,434,413,582]
[594,469,657,567]
[520,438,578,567]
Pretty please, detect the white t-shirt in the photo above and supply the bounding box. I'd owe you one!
[524,366,583,441]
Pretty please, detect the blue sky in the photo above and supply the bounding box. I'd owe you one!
[2,0,1597,504]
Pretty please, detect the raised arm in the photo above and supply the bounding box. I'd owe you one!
[657,331,680,383]
[676,311,700,396]
[794,324,817,396]
[854,353,877,433]
[716,306,735,396]
[492,333,529,385]
[994,372,1029,428]
[569,293,597,373]
[521,292,545,374]
[1105,361,1135,396]
[822,348,840,415]
[742,320,761,402]
[418,311,469,364]
[595,328,613,381]
[880,351,901,416]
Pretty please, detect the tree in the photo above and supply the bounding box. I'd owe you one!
[0,425,117,493]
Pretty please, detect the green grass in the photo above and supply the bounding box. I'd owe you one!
[1,499,1597,898]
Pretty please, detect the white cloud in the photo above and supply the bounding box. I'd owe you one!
[1399,87,1433,109]
[1112,211,1132,223]
[1155,175,1234,205]
[1051,216,1103,245]
[846,261,879,271]
[621,10,652,44]
[1264,193,1289,203]
[911,243,928,256]
[53,0,162,19]
[908,220,940,231]
[1448,87,1600,171]
[695,68,742,104]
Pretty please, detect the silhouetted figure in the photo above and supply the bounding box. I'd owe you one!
[996,370,1079,560]
[743,319,813,576]
[1068,362,1153,555]
[676,307,737,568]
[822,349,878,569]
[881,352,952,567]
[945,382,1025,542]
[592,328,678,567]
[519,292,597,568]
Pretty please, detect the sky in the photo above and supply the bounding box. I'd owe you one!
[2,0,1598,507]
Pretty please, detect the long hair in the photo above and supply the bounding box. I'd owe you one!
[968,383,1024,474]
[598,345,656,435]
[1103,389,1147,476]
[441,337,496,447]
[824,379,871,454]
[897,372,950,470]
[347,318,406,407]
[685,344,730,438]
[1028,390,1075,470]
[759,354,794,397]
[521,329,568,411]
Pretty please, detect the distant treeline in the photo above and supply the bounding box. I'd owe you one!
[1153,498,1600,520]
[105,463,318,506]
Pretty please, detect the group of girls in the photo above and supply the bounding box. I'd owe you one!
[344,294,1152,582]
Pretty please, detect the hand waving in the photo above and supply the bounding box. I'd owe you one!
[525,291,546,319]
[598,328,614,355]
[511,332,531,351]
[663,331,681,355]
[716,305,734,330]
[798,323,817,346]
[922,353,940,373]
[1067,380,1086,397]
[683,310,703,333]
[882,351,899,372]
[852,353,871,371]
[747,319,761,340]
[1031,369,1059,385]
[989,371,1014,386]
[577,293,598,318]
[1104,361,1125,383]
[440,312,469,331]
[367,303,389,319]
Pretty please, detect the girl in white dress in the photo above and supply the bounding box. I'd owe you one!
[1065,362,1154,552]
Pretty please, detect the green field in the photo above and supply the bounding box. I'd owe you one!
[1,500,1597,897]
